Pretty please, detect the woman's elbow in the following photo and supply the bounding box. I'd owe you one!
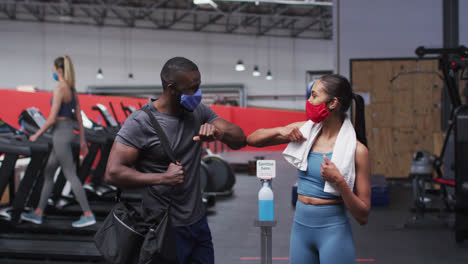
[246,135,263,147]
[48,117,57,125]
[246,136,256,147]
[358,207,371,225]
[358,217,368,226]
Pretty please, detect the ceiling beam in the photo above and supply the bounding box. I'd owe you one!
[291,19,320,37]
[4,3,17,19]
[110,8,134,27]
[195,14,224,31]
[2,0,331,39]
[22,3,45,22]
[258,18,285,35]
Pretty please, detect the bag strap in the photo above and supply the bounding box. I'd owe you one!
[142,105,178,206]
[115,105,178,203]
[141,106,178,164]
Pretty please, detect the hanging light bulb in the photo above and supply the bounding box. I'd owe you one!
[252,65,261,77]
[128,73,134,79]
[96,68,104,79]
[266,70,273,80]
[235,60,245,72]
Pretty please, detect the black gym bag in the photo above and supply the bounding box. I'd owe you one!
[94,106,178,264]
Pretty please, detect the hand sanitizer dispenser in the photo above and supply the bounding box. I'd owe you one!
[259,179,274,221]
[255,160,277,264]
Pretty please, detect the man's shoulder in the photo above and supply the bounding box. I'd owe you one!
[195,103,209,110]
[119,109,151,133]
[129,108,147,120]
[194,103,215,115]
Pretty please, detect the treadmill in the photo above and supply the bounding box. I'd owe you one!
[0,118,104,263]
[0,115,101,235]
[82,104,120,197]
[121,101,137,118]
[87,103,143,203]
[79,110,117,197]
[18,107,81,208]
[18,108,128,217]
[0,118,50,225]
[79,110,142,206]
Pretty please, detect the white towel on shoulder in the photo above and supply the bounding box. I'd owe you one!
[282,117,357,196]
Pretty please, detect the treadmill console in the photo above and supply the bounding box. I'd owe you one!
[27,108,47,128]
[80,111,95,130]
[96,104,119,128]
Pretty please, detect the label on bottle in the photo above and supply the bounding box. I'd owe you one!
[257,160,276,179]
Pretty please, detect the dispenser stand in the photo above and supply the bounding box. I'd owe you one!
[254,220,277,264]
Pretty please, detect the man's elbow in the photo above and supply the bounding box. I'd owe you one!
[224,134,246,150]
[229,139,247,150]
[104,166,120,185]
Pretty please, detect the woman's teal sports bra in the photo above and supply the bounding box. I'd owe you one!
[297,151,342,200]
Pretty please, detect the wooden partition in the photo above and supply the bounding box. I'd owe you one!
[351,58,445,178]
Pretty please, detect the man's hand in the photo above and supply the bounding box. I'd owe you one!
[193,123,224,142]
[162,162,184,186]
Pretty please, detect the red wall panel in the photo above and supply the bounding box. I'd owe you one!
[0,89,305,151]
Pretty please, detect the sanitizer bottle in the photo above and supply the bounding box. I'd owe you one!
[258,179,274,221]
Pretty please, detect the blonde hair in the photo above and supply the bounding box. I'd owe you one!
[54,55,76,92]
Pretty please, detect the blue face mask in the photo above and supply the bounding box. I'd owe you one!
[180,89,202,112]
[53,73,59,81]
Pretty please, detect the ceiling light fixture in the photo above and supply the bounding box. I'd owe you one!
[96,68,104,79]
[252,65,261,77]
[235,60,246,71]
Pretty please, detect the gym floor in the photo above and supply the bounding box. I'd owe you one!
[210,151,468,264]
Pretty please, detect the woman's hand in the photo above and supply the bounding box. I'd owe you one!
[321,156,345,186]
[80,141,89,157]
[29,133,39,142]
[279,127,306,142]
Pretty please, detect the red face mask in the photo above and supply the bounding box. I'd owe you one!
[306,100,330,123]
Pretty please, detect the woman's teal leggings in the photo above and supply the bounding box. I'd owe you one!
[290,200,355,264]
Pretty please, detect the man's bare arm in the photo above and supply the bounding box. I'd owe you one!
[105,141,184,188]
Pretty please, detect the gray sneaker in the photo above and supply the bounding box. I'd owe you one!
[21,211,43,224]
[72,215,96,228]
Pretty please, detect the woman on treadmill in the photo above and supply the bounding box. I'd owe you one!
[247,74,370,264]
[21,56,95,228]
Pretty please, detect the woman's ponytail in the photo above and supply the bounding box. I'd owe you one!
[352,93,367,147]
[63,55,76,92]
